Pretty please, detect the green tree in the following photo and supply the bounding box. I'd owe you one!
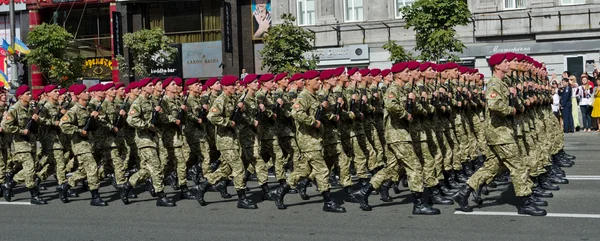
[24,23,85,87]
[260,14,319,73]
[400,0,471,62]
[382,40,415,64]
[122,28,177,77]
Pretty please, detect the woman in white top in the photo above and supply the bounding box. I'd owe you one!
[552,84,562,126]
[569,76,580,130]
[577,75,593,132]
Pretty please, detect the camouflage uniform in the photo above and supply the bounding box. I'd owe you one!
[38,101,66,184]
[158,95,187,187]
[239,92,268,185]
[274,88,298,176]
[256,89,283,180]
[1,101,36,189]
[184,94,211,177]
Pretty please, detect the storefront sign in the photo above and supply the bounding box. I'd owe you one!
[150,44,183,77]
[223,2,232,53]
[83,57,112,80]
[305,45,370,61]
[0,0,26,12]
[460,39,600,57]
[181,41,223,78]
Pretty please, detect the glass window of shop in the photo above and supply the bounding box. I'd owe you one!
[46,6,112,57]
[147,1,221,44]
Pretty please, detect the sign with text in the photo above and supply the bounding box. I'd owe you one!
[182,41,223,78]
[150,44,182,77]
[83,57,112,80]
[223,2,232,53]
[0,0,26,12]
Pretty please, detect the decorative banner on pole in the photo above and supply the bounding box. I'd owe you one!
[112,12,123,56]
[223,2,232,53]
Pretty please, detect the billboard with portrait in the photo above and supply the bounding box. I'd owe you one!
[251,0,271,40]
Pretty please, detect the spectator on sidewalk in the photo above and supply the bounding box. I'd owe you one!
[552,84,562,125]
[570,76,581,131]
[560,78,574,133]
[578,75,593,132]
[592,78,600,132]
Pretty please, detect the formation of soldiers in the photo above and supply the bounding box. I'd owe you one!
[0,52,576,216]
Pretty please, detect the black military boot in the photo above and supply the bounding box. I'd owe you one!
[283,179,298,194]
[270,181,290,210]
[89,189,108,206]
[180,185,196,200]
[529,195,548,206]
[145,178,156,197]
[462,162,474,177]
[156,191,176,207]
[237,189,258,209]
[34,176,47,190]
[392,181,401,194]
[538,174,560,191]
[296,178,310,200]
[118,181,133,204]
[352,183,374,211]
[108,174,118,190]
[260,183,272,201]
[455,170,468,183]
[452,185,474,212]
[401,176,408,187]
[473,155,485,170]
[56,183,71,203]
[517,195,547,216]
[412,192,440,215]
[214,180,232,199]
[379,180,393,202]
[558,149,575,160]
[190,179,209,206]
[167,172,179,190]
[448,170,465,189]
[471,184,485,205]
[29,187,47,205]
[533,185,553,198]
[547,166,568,184]
[430,186,454,205]
[439,181,457,196]
[67,189,79,198]
[343,186,359,203]
[322,191,346,213]
[1,179,16,202]
[329,172,340,187]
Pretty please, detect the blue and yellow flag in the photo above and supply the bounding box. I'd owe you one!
[13,38,30,55]
[0,39,13,54]
[0,70,9,89]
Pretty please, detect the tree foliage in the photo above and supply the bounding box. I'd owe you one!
[382,40,415,64]
[260,14,319,73]
[23,23,85,87]
[400,0,471,62]
[122,28,177,77]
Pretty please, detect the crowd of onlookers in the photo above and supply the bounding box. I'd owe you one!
[551,65,600,133]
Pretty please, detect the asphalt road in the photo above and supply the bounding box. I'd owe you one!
[1,132,599,241]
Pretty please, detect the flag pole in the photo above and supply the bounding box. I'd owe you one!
[9,0,17,87]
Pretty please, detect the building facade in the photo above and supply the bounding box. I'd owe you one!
[269,0,600,81]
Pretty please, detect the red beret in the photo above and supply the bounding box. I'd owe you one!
[303,70,320,80]
[348,68,359,76]
[333,66,345,77]
[42,84,58,94]
[370,68,381,76]
[173,78,183,86]
[220,75,238,86]
[446,62,459,70]
[205,77,218,87]
[114,83,125,90]
[152,78,162,86]
[32,89,43,101]
[290,73,303,82]
[93,84,105,92]
[436,63,447,72]
[524,55,533,63]
[163,78,174,87]
[103,83,115,91]
[87,84,96,93]
[359,68,370,77]
[515,54,525,62]
[459,66,469,74]
[185,78,199,86]
[139,78,153,88]
[488,53,507,67]
[505,52,516,61]
[72,84,87,96]
[320,69,334,80]
[59,88,67,96]
[473,68,479,73]
[479,73,484,79]
[381,69,391,77]
[419,62,432,72]
[201,85,208,92]
[391,62,407,73]
[275,73,288,82]
[259,73,274,83]
[244,74,258,85]
[407,61,420,71]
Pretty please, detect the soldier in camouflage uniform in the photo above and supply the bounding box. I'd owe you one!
[270,70,346,213]
[0,85,46,205]
[256,74,284,183]
[273,73,298,179]
[0,86,11,190]
[183,78,211,184]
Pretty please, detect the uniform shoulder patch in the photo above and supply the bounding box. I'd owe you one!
[129,109,136,115]
[293,104,300,109]
[388,94,395,99]
[490,92,498,99]
[211,108,218,112]
[61,115,69,121]
[5,115,11,120]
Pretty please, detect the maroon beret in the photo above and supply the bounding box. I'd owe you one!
[419,62,432,72]
[381,69,391,77]
[42,84,58,94]
[163,78,174,87]
[479,73,484,79]
[93,84,105,92]
[319,69,334,80]
[259,73,274,83]
[58,88,67,96]
[72,84,87,96]
[87,84,96,93]
[103,83,115,91]
[436,63,447,72]
[290,73,303,82]
[446,62,459,70]
[473,68,479,73]
[275,73,288,82]
[359,68,371,77]
[32,89,42,101]
[152,78,162,86]
[139,78,153,88]
[114,82,125,90]
[488,53,507,67]
[201,85,208,92]
[524,55,533,63]
[333,66,345,77]
[514,54,525,62]
[205,77,218,87]
[244,74,258,85]
[505,52,516,61]
[303,70,320,80]
[391,62,408,73]
[348,68,359,76]
[370,68,381,77]
[68,84,78,92]
[407,61,420,71]
[173,78,183,86]
[185,78,199,86]
[220,75,238,86]
[459,66,469,74]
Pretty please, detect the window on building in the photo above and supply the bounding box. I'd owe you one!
[504,0,526,9]
[297,0,315,26]
[345,0,363,22]
[147,1,221,44]
[395,0,415,18]
[561,0,585,5]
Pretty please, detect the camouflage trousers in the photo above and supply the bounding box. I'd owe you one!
[365,121,385,170]
[454,122,469,169]
[467,143,532,197]
[68,152,100,191]
[444,129,458,171]
[0,147,9,184]
[352,134,376,179]
[435,130,453,178]
[187,140,211,176]
[323,142,352,188]
[371,142,422,192]
[242,145,268,185]
[261,139,284,180]
[413,139,438,188]
[425,130,444,183]
[163,146,187,187]
[129,147,164,192]
[463,114,479,159]
[206,149,245,191]
[38,149,65,184]
[123,130,139,170]
[96,147,127,185]
[472,112,491,157]
[278,136,298,172]
[287,150,329,193]
[12,152,36,189]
